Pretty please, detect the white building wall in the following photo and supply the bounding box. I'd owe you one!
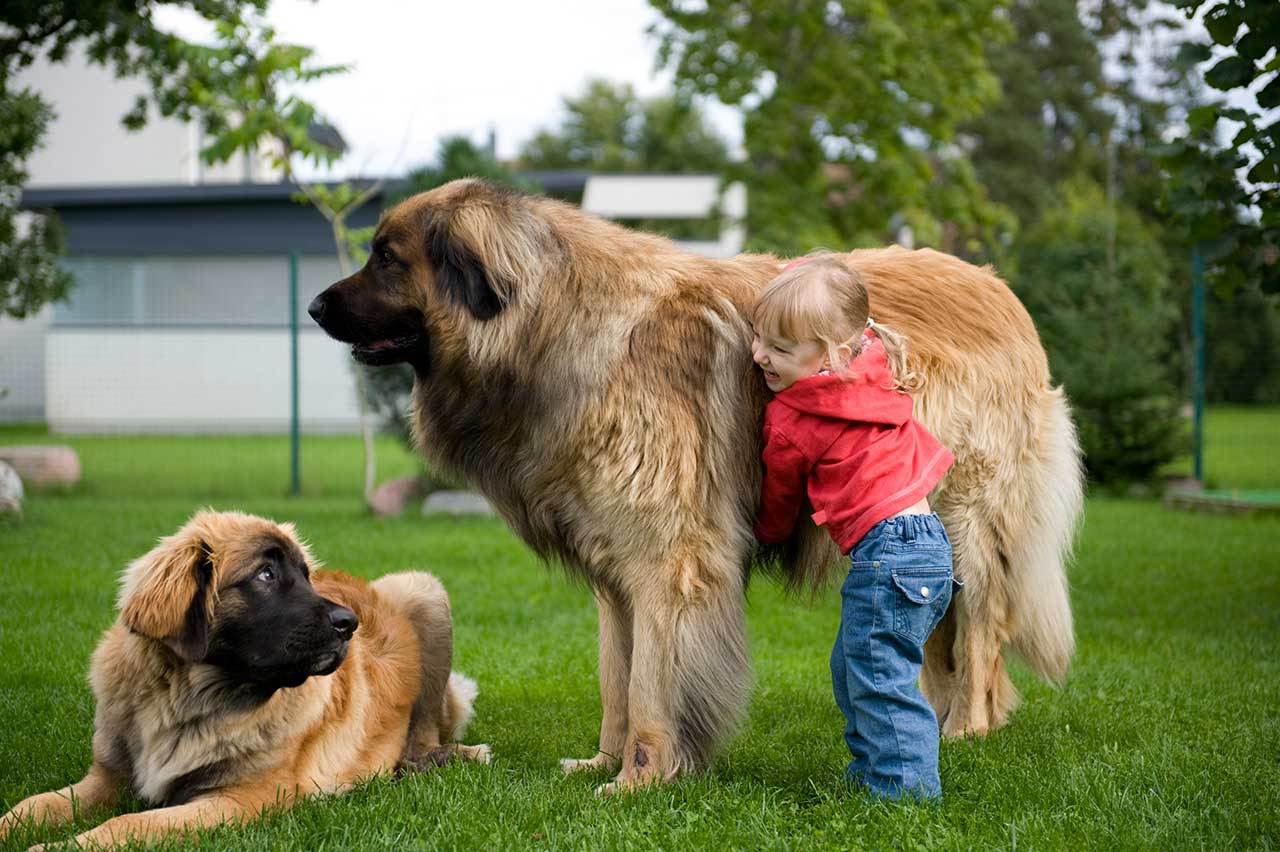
[46,328,361,432]
[20,48,275,187]
[0,307,52,421]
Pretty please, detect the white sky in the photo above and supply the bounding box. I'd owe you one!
[156,0,745,180]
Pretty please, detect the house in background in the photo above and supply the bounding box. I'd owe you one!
[2,53,745,433]
[12,182,379,432]
[1,46,287,429]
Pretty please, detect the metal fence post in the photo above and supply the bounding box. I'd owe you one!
[1191,245,1206,486]
[290,251,301,496]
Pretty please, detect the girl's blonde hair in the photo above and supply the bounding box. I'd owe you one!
[752,251,921,392]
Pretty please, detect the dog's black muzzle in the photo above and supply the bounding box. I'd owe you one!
[308,286,426,367]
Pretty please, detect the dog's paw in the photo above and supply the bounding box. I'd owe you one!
[399,742,493,773]
[559,752,619,775]
[940,713,989,739]
[594,768,668,797]
[593,776,655,797]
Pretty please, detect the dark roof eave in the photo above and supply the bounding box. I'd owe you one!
[20,170,599,210]
[16,167,720,217]
[19,179,402,210]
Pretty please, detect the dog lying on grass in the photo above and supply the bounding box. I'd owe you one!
[0,509,489,848]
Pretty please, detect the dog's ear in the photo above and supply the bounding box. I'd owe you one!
[424,188,552,321]
[119,526,215,661]
[425,220,506,321]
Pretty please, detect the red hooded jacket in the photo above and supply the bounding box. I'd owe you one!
[753,335,955,554]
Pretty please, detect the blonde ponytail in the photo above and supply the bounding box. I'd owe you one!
[866,318,922,393]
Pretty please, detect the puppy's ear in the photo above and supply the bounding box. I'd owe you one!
[119,527,215,661]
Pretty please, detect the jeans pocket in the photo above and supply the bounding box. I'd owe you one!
[890,567,953,645]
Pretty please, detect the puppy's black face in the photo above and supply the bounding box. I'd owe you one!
[204,540,358,692]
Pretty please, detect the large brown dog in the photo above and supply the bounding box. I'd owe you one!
[0,510,489,848]
[309,179,1083,792]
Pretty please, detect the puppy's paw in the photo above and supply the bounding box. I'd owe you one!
[466,743,493,765]
[559,752,619,775]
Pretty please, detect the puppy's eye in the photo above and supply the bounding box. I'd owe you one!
[380,249,395,266]
[256,566,276,583]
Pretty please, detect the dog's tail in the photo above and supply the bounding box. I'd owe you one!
[1007,387,1083,682]
[441,672,479,741]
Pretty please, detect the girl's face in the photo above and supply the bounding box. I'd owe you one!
[751,328,826,391]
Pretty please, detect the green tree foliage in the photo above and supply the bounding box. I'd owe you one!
[1205,284,1280,403]
[0,87,71,318]
[1163,0,1279,295]
[964,1,1279,473]
[648,0,1011,256]
[0,0,275,319]
[411,136,539,194]
[1016,179,1186,485]
[176,14,406,500]
[963,0,1114,232]
[519,79,730,239]
[178,16,348,171]
[519,78,729,176]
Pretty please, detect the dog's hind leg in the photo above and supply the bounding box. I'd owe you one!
[921,604,959,729]
[402,673,491,769]
[930,498,1018,738]
[0,763,123,840]
[561,587,631,775]
[930,388,1081,738]
[370,571,487,766]
[401,740,492,770]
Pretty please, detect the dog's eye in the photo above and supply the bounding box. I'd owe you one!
[380,248,396,266]
[256,566,276,583]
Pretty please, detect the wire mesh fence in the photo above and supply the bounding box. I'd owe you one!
[1,240,1276,502]
[0,250,423,500]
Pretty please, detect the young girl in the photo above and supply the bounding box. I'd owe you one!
[751,253,956,800]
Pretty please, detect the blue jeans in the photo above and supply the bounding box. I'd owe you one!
[829,513,954,799]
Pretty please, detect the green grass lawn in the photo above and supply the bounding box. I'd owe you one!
[1,416,1278,849]
[1163,405,1280,491]
[0,424,423,498]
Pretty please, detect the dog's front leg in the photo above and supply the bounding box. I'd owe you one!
[56,784,283,849]
[561,587,632,775]
[595,547,751,796]
[595,585,684,795]
[0,762,122,842]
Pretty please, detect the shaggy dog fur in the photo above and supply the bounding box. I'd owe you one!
[308,179,1083,792]
[0,510,488,847]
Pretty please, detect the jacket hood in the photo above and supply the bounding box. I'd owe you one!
[771,338,911,426]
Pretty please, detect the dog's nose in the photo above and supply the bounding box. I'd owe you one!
[328,606,358,639]
[307,293,328,324]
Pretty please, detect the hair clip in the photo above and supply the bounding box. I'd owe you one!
[782,257,815,272]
